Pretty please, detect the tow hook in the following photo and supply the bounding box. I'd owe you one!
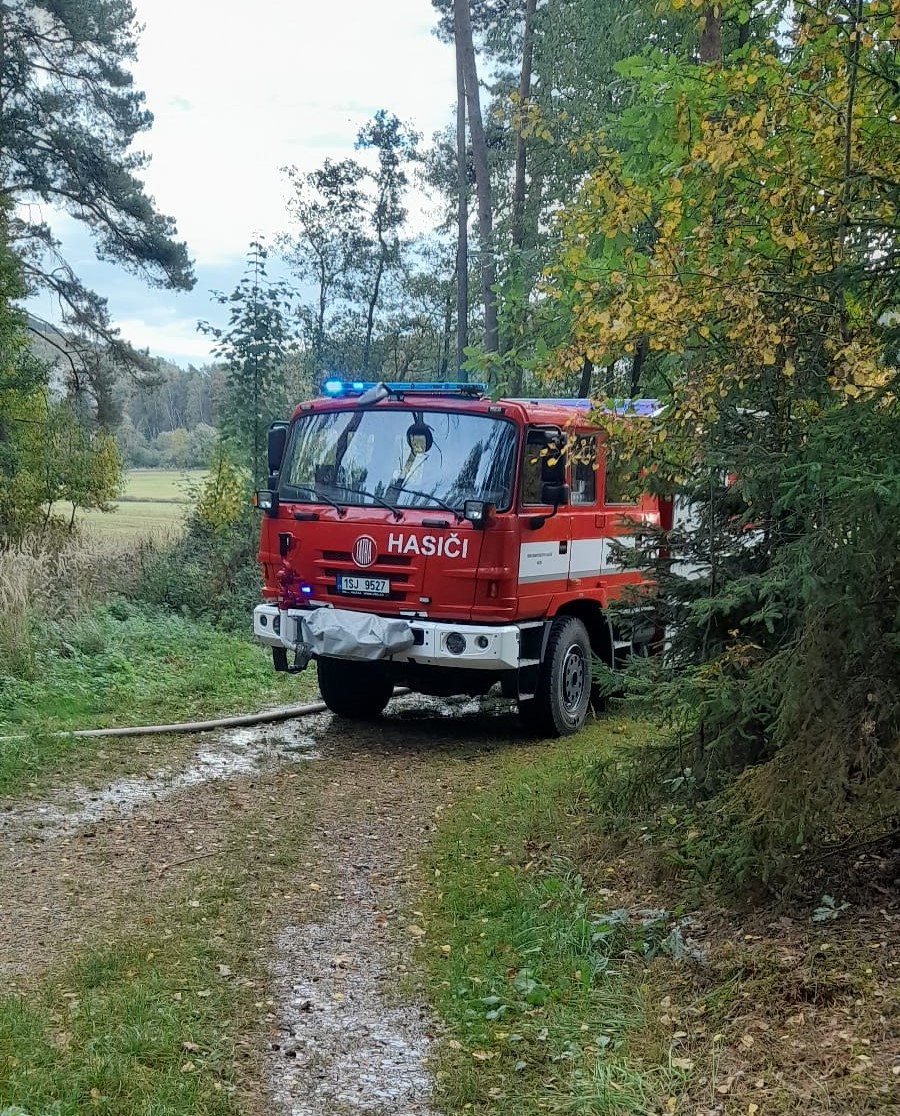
[290,644,313,673]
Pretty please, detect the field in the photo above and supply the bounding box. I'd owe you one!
[75,469,206,540]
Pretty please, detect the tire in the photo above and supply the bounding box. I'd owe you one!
[317,657,394,720]
[528,616,592,737]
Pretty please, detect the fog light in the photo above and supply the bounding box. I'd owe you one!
[475,635,489,650]
[445,631,466,655]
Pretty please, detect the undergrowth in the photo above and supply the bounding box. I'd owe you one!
[423,719,900,1116]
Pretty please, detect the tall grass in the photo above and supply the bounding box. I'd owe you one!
[0,534,147,676]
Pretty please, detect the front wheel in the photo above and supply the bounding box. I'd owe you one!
[527,616,592,737]
[317,657,394,720]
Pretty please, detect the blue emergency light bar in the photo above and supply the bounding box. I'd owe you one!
[322,379,486,398]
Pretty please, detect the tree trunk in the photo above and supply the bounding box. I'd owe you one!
[578,355,593,398]
[506,0,539,394]
[454,0,498,355]
[630,336,648,396]
[699,5,722,63]
[511,0,538,254]
[363,223,387,375]
[455,35,469,377]
[440,268,453,378]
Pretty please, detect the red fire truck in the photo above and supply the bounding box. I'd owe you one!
[253,380,662,736]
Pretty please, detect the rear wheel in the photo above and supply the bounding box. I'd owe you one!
[317,657,394,720]
[525,616,592,737]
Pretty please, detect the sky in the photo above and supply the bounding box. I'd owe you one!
[28,0,457,366]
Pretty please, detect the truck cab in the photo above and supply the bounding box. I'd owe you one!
[253,381,661,736]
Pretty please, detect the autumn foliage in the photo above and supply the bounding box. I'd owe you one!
[544,0,899,885]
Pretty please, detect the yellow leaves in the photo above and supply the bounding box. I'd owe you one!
[761,348,777,366]
[471,1048,496,1061]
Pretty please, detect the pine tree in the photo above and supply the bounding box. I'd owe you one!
[0,0,194,365]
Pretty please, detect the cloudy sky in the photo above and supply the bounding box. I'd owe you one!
[29,0,457,366]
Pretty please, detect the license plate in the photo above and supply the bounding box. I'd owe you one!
[337,575,390,597]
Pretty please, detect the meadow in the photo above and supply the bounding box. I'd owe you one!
[75,468,207,540]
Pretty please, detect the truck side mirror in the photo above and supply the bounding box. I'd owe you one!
[542,481,569,508]
[267,422,288,476]
[529,483,570,530]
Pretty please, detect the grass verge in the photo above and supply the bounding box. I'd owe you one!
[0,599,316,795]
[422,717,686,1115]
[0,770,311,1116]
[422,716,900,1115]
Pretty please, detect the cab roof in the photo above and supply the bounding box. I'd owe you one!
[294,379,660,427]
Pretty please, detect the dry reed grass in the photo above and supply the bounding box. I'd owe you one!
[0,532,150,673]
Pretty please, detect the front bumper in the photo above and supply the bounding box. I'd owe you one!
[253,604,522,671]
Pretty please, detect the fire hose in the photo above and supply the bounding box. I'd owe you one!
[0,690,410,741]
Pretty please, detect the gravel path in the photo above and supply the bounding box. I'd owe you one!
[0,693,528,1114]
[270,779,440,1115]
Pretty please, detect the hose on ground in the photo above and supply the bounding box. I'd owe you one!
[1,689,410,741]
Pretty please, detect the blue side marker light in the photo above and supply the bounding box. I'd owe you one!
[301,585,313,595]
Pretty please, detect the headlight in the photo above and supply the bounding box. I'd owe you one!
[445,631,466,655]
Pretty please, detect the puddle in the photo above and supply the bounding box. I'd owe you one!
[272,914,435,1115]
[0,692,512,845]
[0,719,320,842]
[392,692,513,721]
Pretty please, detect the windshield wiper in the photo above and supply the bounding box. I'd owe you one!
[288,484,347,517]
[327,484,403,521]
[390,484,463,521]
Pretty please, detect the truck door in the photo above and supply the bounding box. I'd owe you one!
[567,434,605,583]
[516,426,572,617]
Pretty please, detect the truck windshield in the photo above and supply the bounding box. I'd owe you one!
[279,408,517,513]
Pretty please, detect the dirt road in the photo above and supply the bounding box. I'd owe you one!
[0,694,532,1115]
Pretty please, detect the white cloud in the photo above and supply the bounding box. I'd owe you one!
[131,0,455,264]
[27,0,456,365]
[113,315,216,363]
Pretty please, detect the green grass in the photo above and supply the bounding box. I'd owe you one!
[0,600,315,795]
[423,718,685,1116]
[78,501,186,538]
[118,469,208,503]
[0,944,237,1116]
[0,774,312,1116]
[72,470,207,540]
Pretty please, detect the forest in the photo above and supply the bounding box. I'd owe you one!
[0,1,897,1114]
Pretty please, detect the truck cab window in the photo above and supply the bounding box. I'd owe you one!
[571,436,597,505]
[521,428,564,506]
[604,460,640,506]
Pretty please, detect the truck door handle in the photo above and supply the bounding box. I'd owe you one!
[559,541,568,554]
